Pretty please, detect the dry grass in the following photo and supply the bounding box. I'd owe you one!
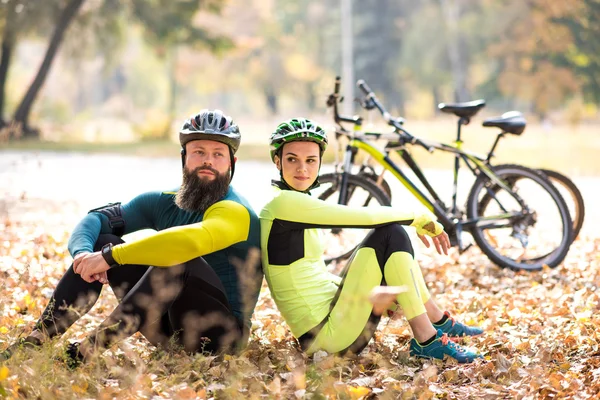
[1,210,600,399]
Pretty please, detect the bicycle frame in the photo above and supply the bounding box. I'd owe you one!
[336,132,519,249]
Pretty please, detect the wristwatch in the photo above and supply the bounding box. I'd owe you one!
[101,243,120,268]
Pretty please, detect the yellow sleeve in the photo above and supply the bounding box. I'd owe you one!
[261,189,417,227]
[112,200,250,267]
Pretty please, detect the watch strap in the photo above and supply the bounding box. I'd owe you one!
[101,243,119,268]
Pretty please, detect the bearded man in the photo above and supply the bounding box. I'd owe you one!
[1,110,262,366]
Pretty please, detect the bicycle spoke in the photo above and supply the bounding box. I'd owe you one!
[467,164,572,270]
[314,173,391,273]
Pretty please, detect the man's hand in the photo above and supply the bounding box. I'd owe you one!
[91,271,109,285]
[72,251,91,272]
[417,230,451,255]
[74,252,111,283]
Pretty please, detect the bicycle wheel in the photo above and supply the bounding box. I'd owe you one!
[539,169,585,240]
[314,173,391,268]
[466,164,572,271]
[357,171,393,201]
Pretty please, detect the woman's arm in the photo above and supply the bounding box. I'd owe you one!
[263,190,442,236]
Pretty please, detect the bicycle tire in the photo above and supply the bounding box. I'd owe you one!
[358,171,393,201]
[317,173,392,266]
[539,169,585,241]
[466,164,573,271]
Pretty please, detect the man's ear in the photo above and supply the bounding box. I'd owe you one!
[233,156,238,165]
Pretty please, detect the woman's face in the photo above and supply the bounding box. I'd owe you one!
[274,141,321,192]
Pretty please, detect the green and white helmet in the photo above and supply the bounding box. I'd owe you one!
[269,118,328,161]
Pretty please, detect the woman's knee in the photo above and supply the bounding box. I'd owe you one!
[367,223,414,256]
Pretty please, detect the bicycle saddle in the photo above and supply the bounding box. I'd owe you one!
[482,111,526,135]
[438,99,486,120]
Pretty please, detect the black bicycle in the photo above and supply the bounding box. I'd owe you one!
[314,77,574,271]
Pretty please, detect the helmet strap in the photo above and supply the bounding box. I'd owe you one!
[229,147,236,182]
[180,148,186,168]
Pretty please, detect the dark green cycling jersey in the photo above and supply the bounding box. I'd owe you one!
[68,186,262,328]
[259,186,432,338]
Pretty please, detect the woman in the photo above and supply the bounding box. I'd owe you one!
[259,118,483,363]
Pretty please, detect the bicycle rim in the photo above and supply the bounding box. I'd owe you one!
[540,169,585,241]
[466,164,572,271]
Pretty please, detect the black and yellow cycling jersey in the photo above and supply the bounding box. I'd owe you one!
[259,185,434,342]
[68,186,262,329]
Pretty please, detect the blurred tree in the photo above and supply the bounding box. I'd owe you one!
[0,0,59,128]
[353,0,407,114]
[8,0,85,137]
[0,1,17,127]
[400,2,451,112]
[4,0,231,139]
[487,0,582,117]
[552,0,600,104]
[130,0,232,136]
[242,0,335,115]
[276,0,336,112]
[12,0,85,138]
[438,0,472,102]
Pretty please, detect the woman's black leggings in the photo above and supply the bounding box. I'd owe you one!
[36,234,243,354]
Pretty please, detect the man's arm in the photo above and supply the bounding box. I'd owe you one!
[111,200,251,267]
[68,191,161,258]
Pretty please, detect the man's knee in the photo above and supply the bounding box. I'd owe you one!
[93,234,124,252]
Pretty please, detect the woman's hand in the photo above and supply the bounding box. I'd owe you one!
[417,231,451,255]
[410,213,443,236]
[411,213,451,255]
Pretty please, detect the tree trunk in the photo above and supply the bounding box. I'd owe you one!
[13,0,85,138]
[265,86,278,115]
[164,47,178,139]
[0,1,18,126]
[439,0,469,102]
[432,86,441,115]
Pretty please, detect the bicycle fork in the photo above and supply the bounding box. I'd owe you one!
[337,144,358,205]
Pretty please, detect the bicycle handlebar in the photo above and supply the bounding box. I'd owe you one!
[356,79,434,153]
[356,80,393,124]
[327,76,362,128]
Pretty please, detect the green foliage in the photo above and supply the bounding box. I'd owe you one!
[131,0,233,53]
[34,98,72,125]
[353,0,407,111]
[123,38,169,110]
[133,108,173,140]
[552,0,600,103]
[3,0,600,140]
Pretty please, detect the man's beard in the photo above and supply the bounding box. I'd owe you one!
[175,166,231,214]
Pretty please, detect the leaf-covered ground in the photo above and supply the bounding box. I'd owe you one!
[1,206,599,400]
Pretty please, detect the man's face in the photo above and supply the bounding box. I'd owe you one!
[184,140,232,180]
[175,139,233,214]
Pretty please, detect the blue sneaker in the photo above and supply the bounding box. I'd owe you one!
[433,312,484,338]
[409,330,482,363]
